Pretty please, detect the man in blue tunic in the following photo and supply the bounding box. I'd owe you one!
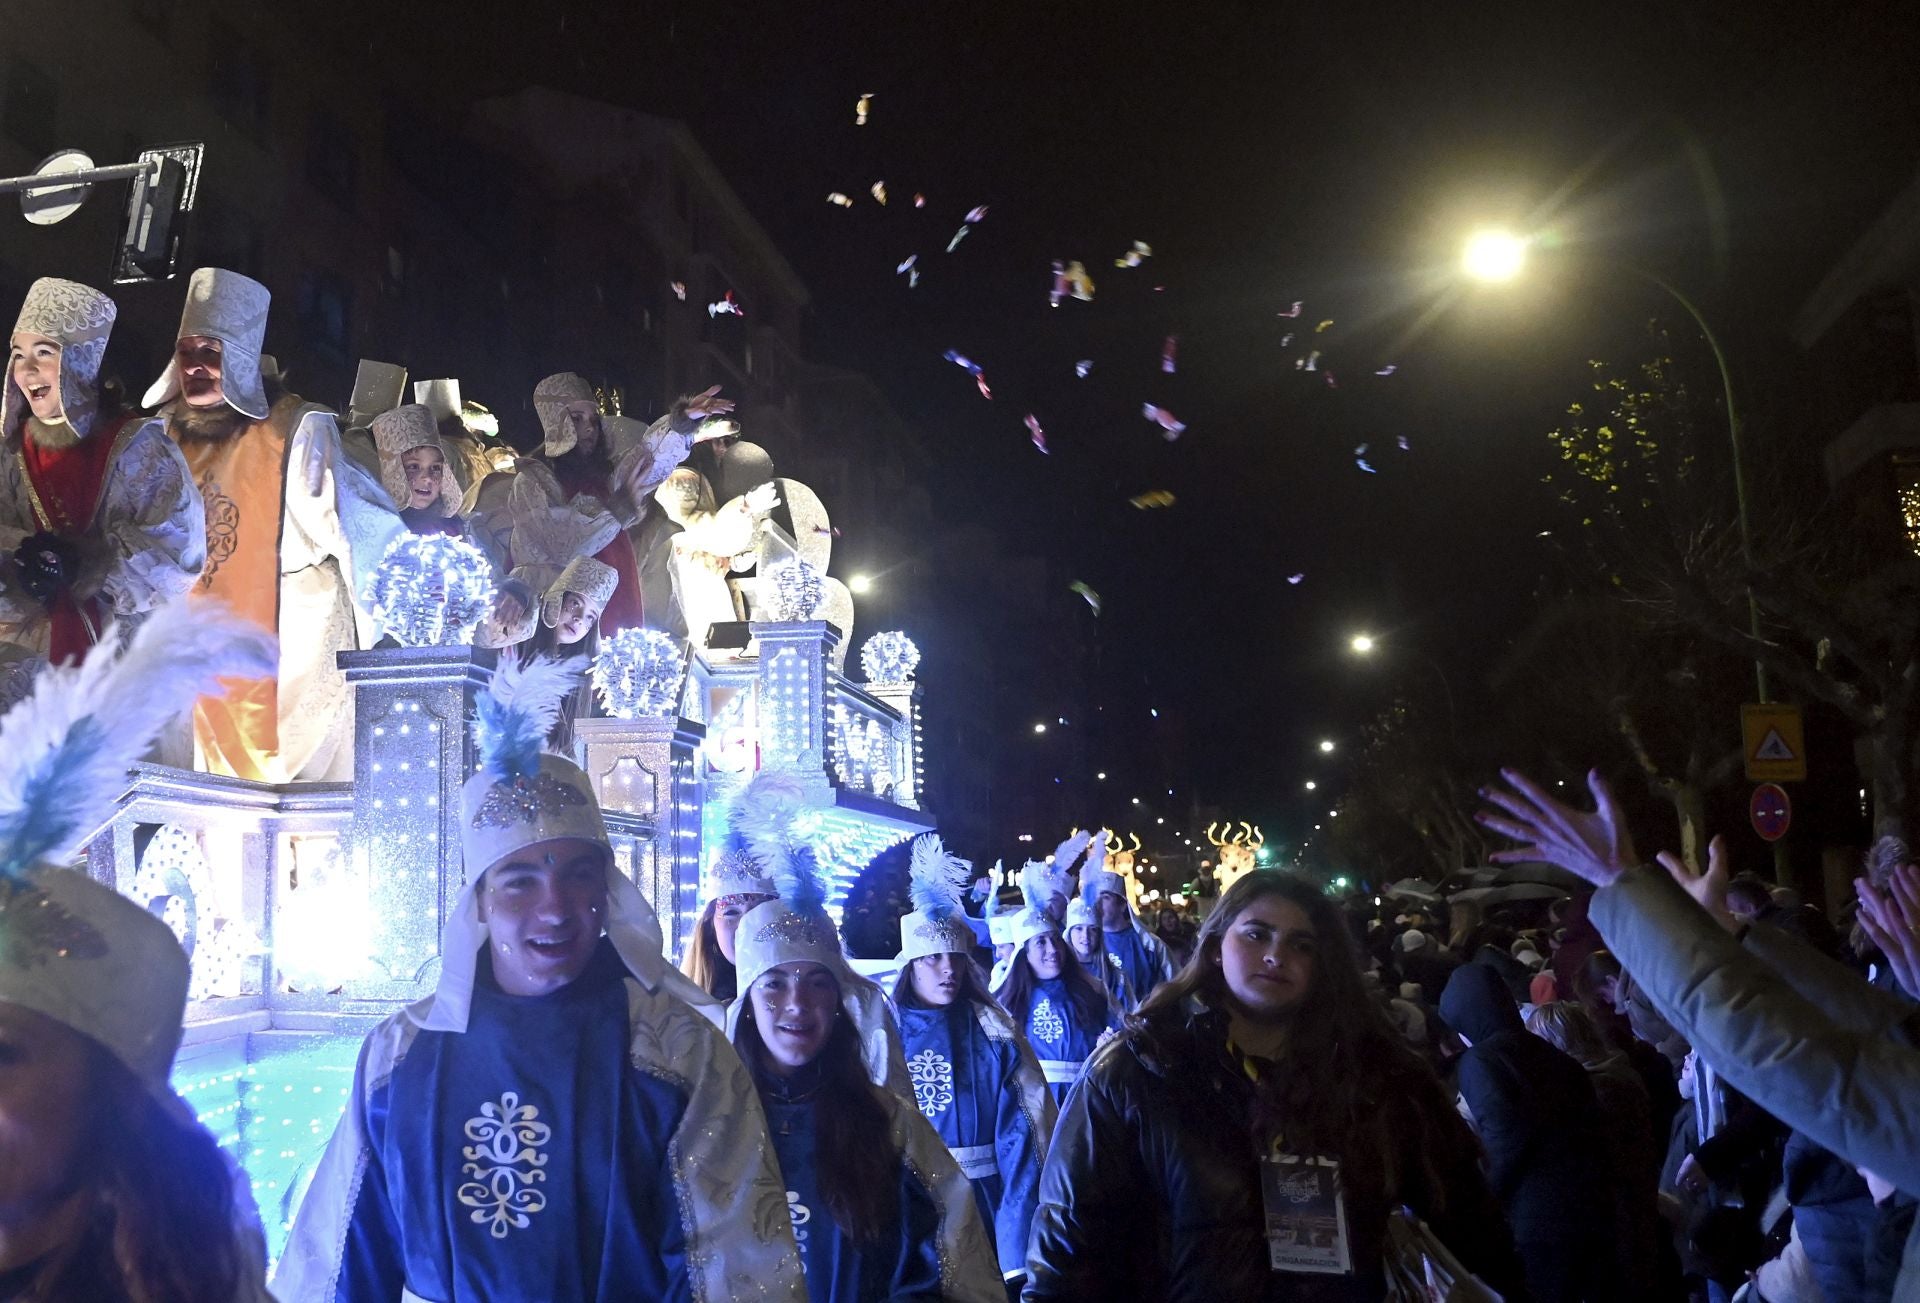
[274,658,806,1303]
[1079,838,1175,1002]
[890,835,1055,1289]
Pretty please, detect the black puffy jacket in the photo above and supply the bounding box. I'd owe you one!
[1023,1003,1520,1303]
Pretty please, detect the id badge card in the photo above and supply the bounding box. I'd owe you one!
[1259,1152,1353,1275]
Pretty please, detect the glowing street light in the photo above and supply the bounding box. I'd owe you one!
[1318,739,1336,754]
[1096,771,1107,780]
[1461,228,1529,283]
[1130,797,1141,805]
[1032,722,1047,734]
[1304,780,1318,792]
[1349,633,1376,654]
[849,573,873,594]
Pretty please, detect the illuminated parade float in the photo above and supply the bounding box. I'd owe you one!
[78,508,932,1256]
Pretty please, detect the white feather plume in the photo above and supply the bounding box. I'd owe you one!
[474,654,585,781]
[732,771,826,914]
[908,833,971,922]
[0,603,276,879]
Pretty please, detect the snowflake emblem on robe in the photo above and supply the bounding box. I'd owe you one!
[1030,995,1065,1044]
[908,1048,955,1119]
[786,1191,812,1263]
[456,1091,552,1238]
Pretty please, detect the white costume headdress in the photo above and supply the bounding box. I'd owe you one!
[5,277,116,436]
[725,773,910,1095]
[371,404,461,516]
[1080,831,1131,915]
[895,833,976,963]
[143,268,272,421]
[0,601,274,1095]
[540,555,618,630]
[984,864,1020,946]
[533,371,598,457]
[420,655,715,1032]
[414,377,461,425]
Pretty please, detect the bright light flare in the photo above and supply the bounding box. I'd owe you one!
[1349,633,1376,654]
[1318,739,1336,754]
[849,573,873,594]
[1462,228,1529,283]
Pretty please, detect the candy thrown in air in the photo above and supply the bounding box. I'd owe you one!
[1278,301,1303,318]
[1114,240,1152,268]
[947,224,971,253]
[1074,359,1093,378]
[1128,489,1176,509]
[1069,581,1103,615]
[855,92,874,124]
[871,180,888,205]
[1376,365,1398,376]
[1161,336,1178,374]
[1025,413,1047,453]
[670,281,687,301]
[707,291,743,318]
[827,192,854,207]
[965,204,989,223]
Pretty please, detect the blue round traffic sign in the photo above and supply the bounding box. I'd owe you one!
[1750,783,1791,843]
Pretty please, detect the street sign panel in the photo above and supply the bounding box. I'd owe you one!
[1742,704,1806,783]
[1750,783,1791,842]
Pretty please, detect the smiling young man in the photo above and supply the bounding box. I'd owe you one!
[275,659,806,1303]
[0,278,204,666]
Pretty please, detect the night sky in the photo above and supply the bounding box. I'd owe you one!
[382,0,1920,836]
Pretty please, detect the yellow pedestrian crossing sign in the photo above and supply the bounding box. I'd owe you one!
[1742,704,1806,783]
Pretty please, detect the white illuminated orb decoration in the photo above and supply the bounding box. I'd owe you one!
[860,631,920,685]
[365,534,495,647]
[591,627,685,719]
[764,557,826,620]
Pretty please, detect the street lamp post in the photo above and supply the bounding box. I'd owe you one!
[1461,231,1769,704]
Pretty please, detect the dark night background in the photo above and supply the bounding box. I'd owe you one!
[13,0,1920,874]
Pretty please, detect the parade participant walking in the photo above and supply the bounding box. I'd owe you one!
[996,880,1124,1103]
[683,832,780,1002]
[0,277,203,665]
[1026,870,1521,1302]
[728,794,1002,1302]
[1064,893,1136,1009]
[149,268,402,781]
[0,601,277,1303]
[890,834,1056,1289]
[275,657,806,1303]
[1079,833,1175,1001]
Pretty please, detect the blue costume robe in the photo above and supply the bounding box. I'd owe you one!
[1076,947,1137,1010]
[1103,923,1174,1003]
[756,1064,954,1302]
[1017,976,1125,1103]
[276,939,803,1303]
[894,1002,1054,1280]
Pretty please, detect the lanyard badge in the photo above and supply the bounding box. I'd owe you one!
[1259,1151,1353,1275]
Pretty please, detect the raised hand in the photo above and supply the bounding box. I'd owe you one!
[1476,768,1639,888]
[684,386,736,421]
[1655,835,1737,933]
[1856,862,1920,999]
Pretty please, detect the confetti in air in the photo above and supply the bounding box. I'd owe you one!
[1074,359,1093,378]
[855,92,874,125]
[871,180,888,205]
[1315,319,1334,333]
[1142,404,1186,439]
[947,224,971,253]
[1025,413,1047,454]
[1375,365,1397,376]
[1278,301,1303,318]
[1287,574,1306,585]
[1069,581,1103,615]
[1128,490,1176,510]
[827,192,854,207]
[707,291,743,319]
[1114,240,1152,268]
[670,281,687,301]
[1162,336,1178,374]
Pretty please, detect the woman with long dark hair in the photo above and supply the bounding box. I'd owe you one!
[680,832,778,1001]
[0,604,275,1303]
[1026,869,1522,1302]
[726,790,1002,1302]
[888,835,1055,1288]
[994,900,1124,1104]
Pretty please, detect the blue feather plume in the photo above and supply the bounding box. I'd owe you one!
[908,833,970,922]
[734,771,826,915]
[473,654,585,781]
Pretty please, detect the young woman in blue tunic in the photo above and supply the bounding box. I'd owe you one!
[994,905,1125,1103]
[727,786,1005,1303]
[889,835,1055,1291]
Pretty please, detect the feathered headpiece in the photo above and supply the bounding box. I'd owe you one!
[733,770,826,916]
[0,603,274,881]
[908,833,970,923]
[472,654,584,783]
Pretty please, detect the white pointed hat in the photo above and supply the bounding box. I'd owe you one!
[143,268,271,420]
[895,833,977,963]
[5,277,117,436]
